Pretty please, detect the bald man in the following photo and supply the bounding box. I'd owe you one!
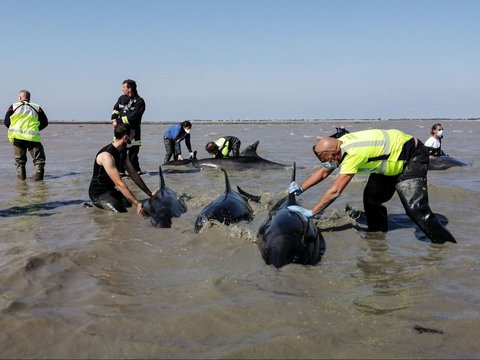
[288,129,456,244]
[4,90,48,180]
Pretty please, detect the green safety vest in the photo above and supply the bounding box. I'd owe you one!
[215,138,230,157]
[7,101,42,143]
[339,129,413,176]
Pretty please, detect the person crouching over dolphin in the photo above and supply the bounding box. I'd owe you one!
[89,123,153,215]
[206,136,241,158]
[288,129,456,244]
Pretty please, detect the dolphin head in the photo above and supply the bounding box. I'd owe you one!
[258,208,325,268]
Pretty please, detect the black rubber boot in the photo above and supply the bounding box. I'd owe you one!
[396,178,456,244]
[33,164,44,181]
[16,166,26,181]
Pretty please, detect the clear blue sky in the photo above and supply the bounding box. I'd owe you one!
[1,0,479,121]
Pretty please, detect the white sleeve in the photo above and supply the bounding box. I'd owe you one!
[424,136,437,148]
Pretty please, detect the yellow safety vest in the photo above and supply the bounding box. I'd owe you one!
[215,138,230,157]
[7,101,42,143]
[339,129,413,176]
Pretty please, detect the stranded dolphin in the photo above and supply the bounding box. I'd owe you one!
[193,141,288,171]
[142,166,187,228]
[163,141,288,171]
[428,155,471,170]
[194,168,260,233]
[256,163,326,268]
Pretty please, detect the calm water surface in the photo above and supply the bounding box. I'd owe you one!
[0,120,479,358]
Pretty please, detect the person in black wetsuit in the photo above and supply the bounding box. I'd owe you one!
[89,123,153,214]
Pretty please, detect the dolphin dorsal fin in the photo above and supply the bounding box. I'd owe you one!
[221,168,231,192]
[159,166,166,189]
[287,162,296,205]
[240,140,260,157]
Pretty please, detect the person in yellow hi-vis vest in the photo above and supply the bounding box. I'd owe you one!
[4,90,49,181]
[205,136,241,158]
[287,129,456,245]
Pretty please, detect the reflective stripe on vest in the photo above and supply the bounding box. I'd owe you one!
[215,138,230,157]
[7,101,41,143]
[339,129,412,176]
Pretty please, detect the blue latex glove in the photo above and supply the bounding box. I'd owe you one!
[287,205,313,219]
[288,181,304,196]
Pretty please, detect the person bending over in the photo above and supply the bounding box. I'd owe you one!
[288,128,456,244]
[163,121,194,163]
[205,136,241,158]
[89,123,153,214]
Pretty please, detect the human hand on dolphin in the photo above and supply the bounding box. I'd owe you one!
[136,202,150,216]
[288,181,304,196]
[287,205,312,220]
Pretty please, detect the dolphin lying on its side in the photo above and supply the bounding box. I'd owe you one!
[194,168,261,233]
[193,141,288,171]
[143,166,187,228]
[428,155,471,170]
[256,163,326,268]
[163,141,288,171]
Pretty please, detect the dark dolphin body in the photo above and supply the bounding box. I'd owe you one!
[193,141,288,171]
[194,168,260,233]
[143,166,187,228]
[428,155,471,170]
[163,141,288,172]
[256,163,326,268]
[162,151,201,174]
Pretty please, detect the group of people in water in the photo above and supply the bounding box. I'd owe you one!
[3,79,455,245]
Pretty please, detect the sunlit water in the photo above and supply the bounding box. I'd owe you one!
[0,120,479,358]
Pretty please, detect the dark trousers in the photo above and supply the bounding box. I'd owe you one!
[363,141,456,244]
[163,138,182,163]
[13,139,46,180]
[89,189,131,213]
[119,145,141,173]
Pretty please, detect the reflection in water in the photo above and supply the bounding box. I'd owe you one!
[354,233,415,314]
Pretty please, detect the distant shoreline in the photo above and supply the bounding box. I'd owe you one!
[2,118,476,125]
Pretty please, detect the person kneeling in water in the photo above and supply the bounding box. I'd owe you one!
[89,123,153,214]
[205,136,241,158]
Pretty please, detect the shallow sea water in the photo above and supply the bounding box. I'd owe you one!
[0,120,479,358]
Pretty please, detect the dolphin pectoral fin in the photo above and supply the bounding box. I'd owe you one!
[237,186,261,203]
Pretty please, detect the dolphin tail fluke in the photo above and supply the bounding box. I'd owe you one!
[330,126,349,138]
[237,186,261,203]
[159,166,166,189]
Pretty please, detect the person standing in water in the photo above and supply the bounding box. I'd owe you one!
[111,79,146,175]
[4,90,48,181]
[424,123,446,157]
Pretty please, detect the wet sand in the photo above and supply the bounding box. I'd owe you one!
[0,120,478,358]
